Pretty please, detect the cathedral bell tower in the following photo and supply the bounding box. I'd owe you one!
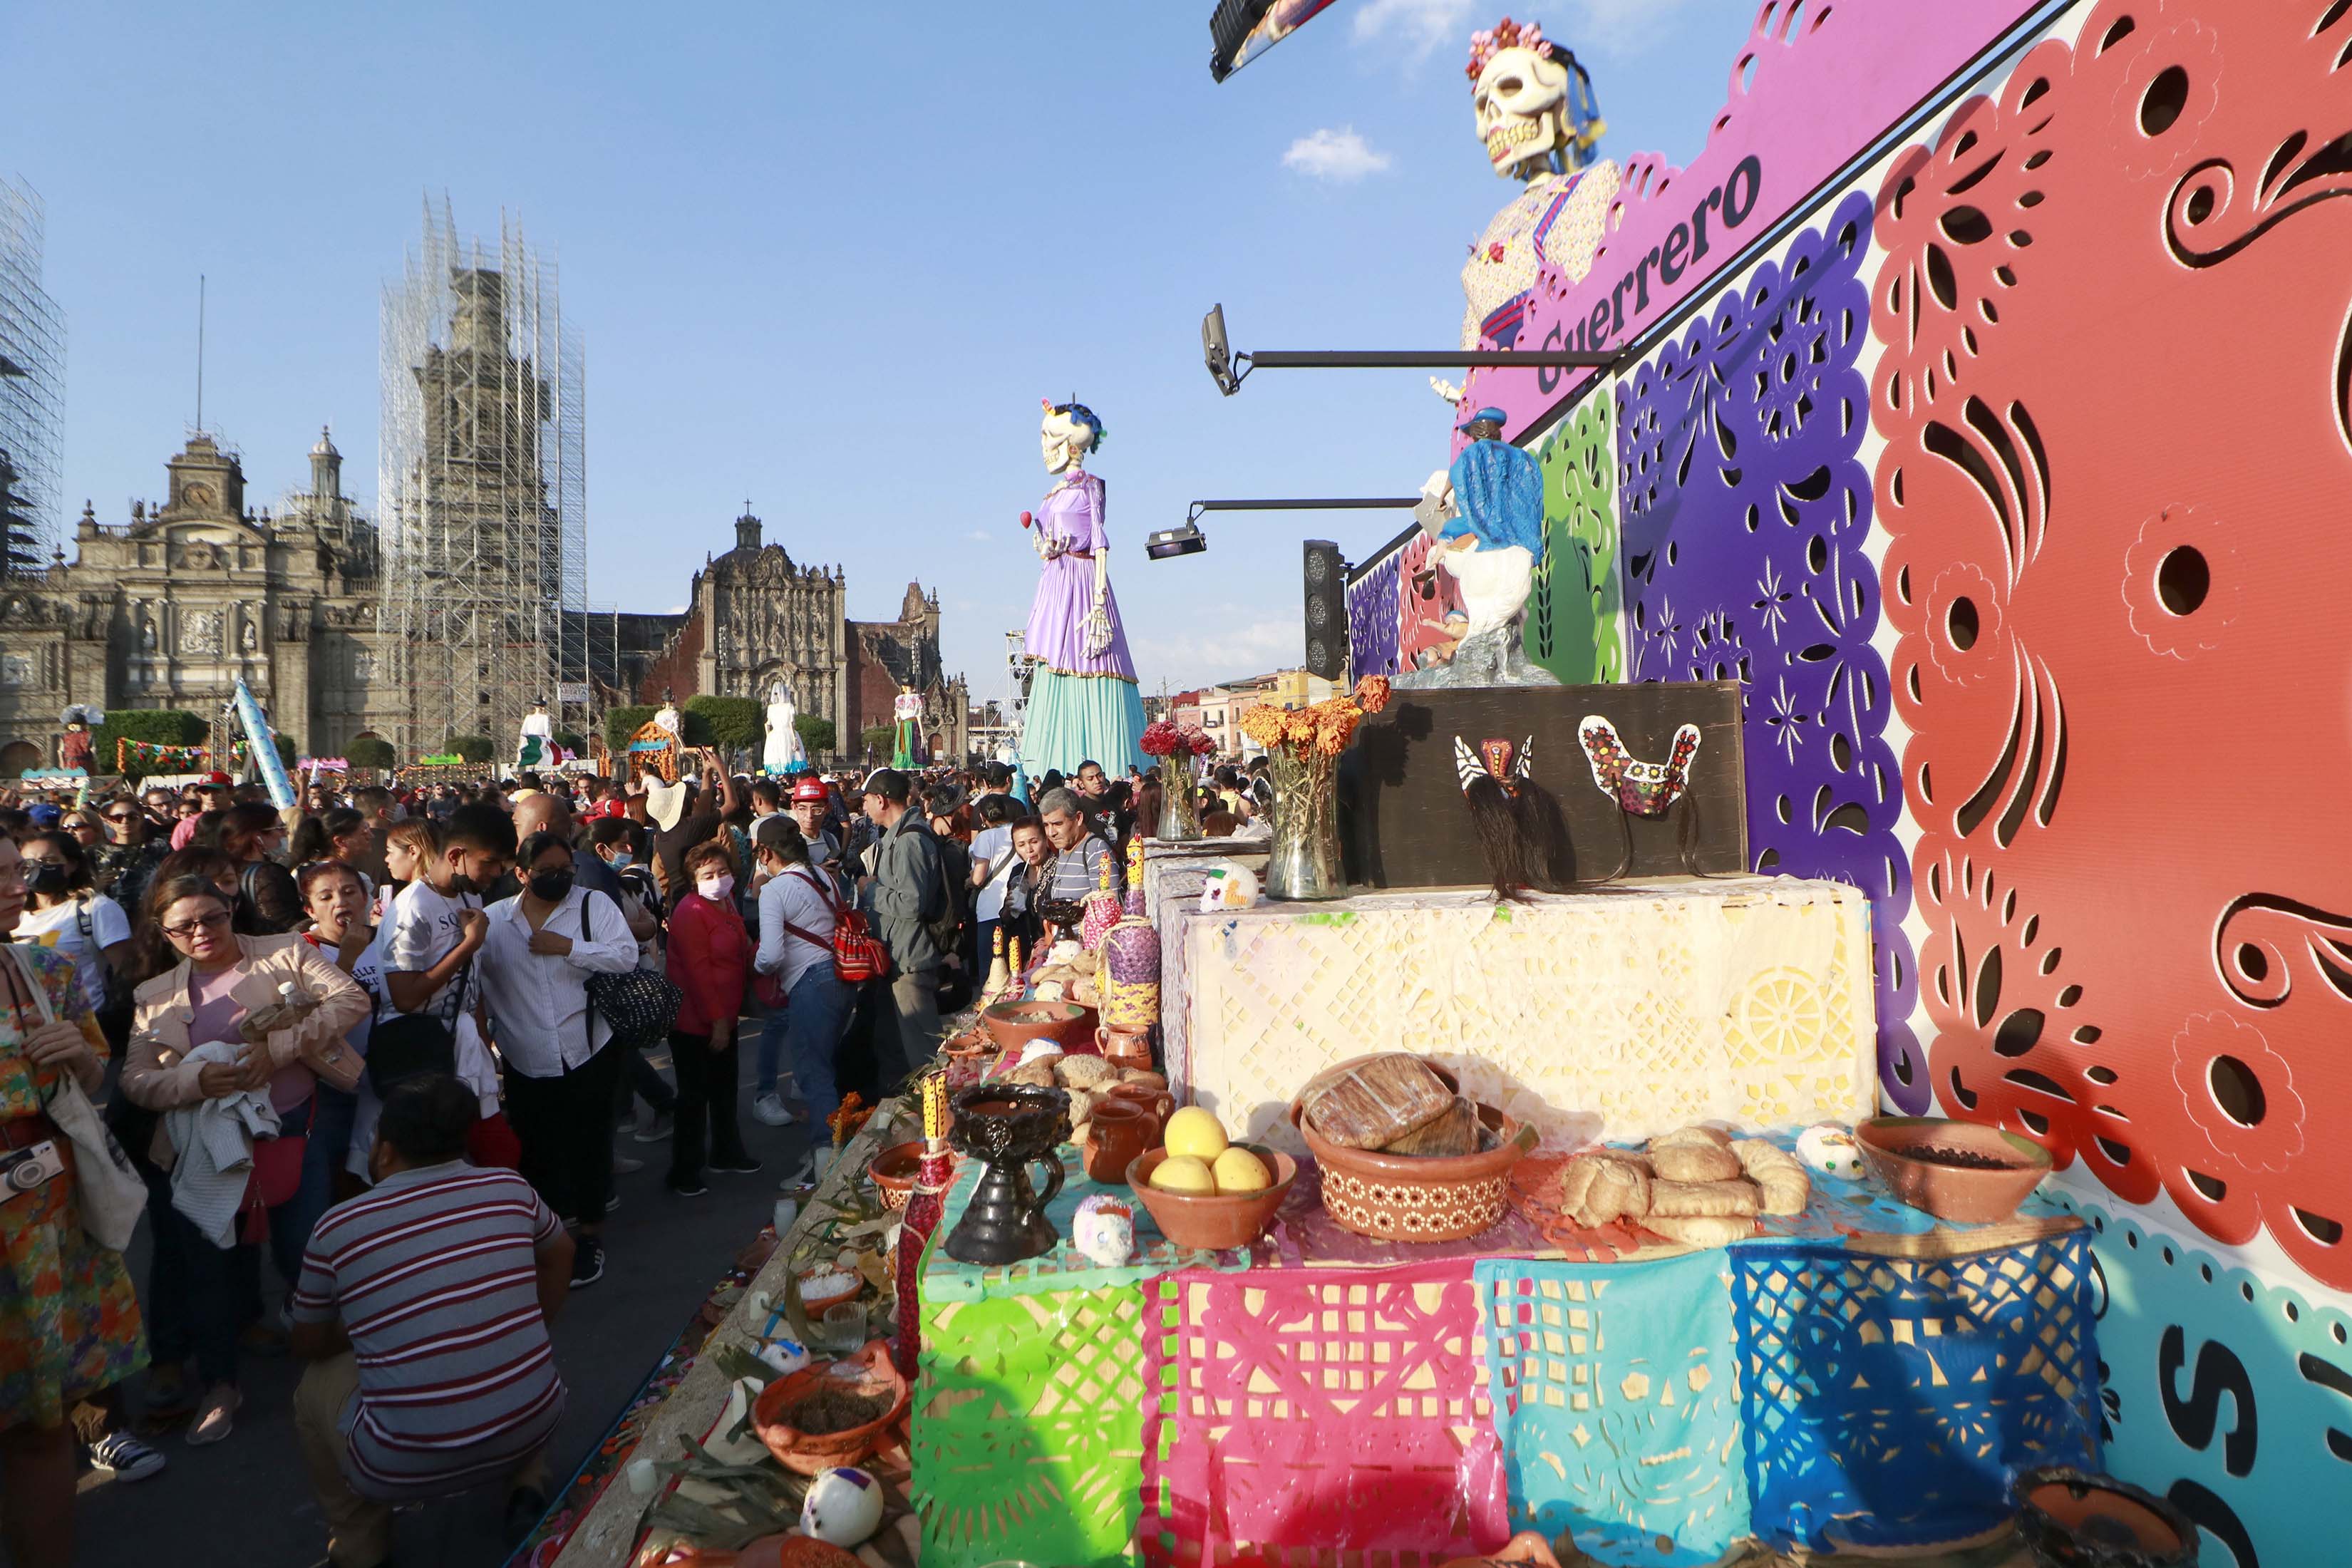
[736,507,761,553]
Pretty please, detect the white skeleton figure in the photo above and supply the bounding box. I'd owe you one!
[1445,25,1622,391]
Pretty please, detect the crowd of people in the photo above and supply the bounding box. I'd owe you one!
[0,746,1257,1567]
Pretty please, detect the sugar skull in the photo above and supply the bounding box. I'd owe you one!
[1072,1193,1135,1267]
[1468,19,1600,182]
[1796,1124,1867,1181]
[799,1465,884,1548]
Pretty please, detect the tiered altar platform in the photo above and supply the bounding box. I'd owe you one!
[1158,875,1879,1147]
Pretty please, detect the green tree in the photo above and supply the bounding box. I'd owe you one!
[554,730,587,754]
[684,694,760,754]
[93,709,209,781]
[443,734,494,764]
[794,714,837,758]
[346,736,398,770]
[860,724,895,760]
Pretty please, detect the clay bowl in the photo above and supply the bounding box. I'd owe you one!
[981,998,1092,1055]
[1128,1145,1296,1252]
[750,1339,910,1477]
[2014,1466,2199,1567]
[1856,1115,2053,1224]
[1289,1064,1526,1242]
[867,1140,924,1212]
[795,1267,862,1319]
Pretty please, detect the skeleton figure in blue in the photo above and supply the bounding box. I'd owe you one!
[1398,406,1556,690]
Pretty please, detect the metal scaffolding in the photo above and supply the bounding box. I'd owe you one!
[379,198,586,759]
[0,177,66,575]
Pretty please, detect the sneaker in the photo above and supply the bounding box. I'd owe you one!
[751,1093,795,1127]
[612,1151,644,1175]
[605,1192,622,1214]
[632,1108,674,1144]
[88,1430,167,1482]
[187,1386,241,1446]
[142,1367,196,1423]
[569,1242,605,1289]
[776,1152,816,1191]
[665,1175,708,1197]
[709,1153,763,1176]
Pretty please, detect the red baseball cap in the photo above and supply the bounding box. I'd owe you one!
[791,777,830,805]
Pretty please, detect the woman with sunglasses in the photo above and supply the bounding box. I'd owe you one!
[119,876,369,1446]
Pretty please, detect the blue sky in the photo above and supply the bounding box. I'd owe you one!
[6,0,1756,704]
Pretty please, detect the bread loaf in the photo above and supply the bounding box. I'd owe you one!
[1647,1178,1761,1218]
[1649,1143,1744,1183]
[1732,1140,1812,1216]
[1381,1097,1482,1157]
[1646,1213,1756,1247]
[1560,1155,1652,1227]
[1650,1125,1732,1150]
[1300,1054,1457,1150]
[1056,1055,1120,1090]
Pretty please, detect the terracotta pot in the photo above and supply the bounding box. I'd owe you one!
[1289,1063,1525,1242]
[1096,1023,1155,1072]
[867,1140,924,1212]
[980,998,1093,1054]
[1856,1115,2053,1224]
[2015,1465,2199,1567]
[1128,1145,1296,1251]
[1081,1095,1165,1184]
[749,1339,910,1476]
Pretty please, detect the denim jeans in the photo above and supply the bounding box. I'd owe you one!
[780,966,855,1128]
[181,1097,327,1388]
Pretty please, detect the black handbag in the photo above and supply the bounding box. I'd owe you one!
[582,891,681,1051]
[370,934,469,1093]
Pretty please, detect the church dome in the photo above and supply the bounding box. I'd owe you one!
[311,425,339,459]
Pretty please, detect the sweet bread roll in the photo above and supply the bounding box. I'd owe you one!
[1650,1125,1732,1150]
[1649,1143,1743,1183]
[1646,1212,1756,1247]
[1647,1178,1760,1218]
[1560,1155,1651,1228]
[1733,1139,1812,1216]
[1056,1055,1119,1090]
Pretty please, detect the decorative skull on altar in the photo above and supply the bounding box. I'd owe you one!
[1450,18,1621,368]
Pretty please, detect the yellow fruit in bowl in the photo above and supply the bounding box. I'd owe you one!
[1163,1107,1229,1162]
[1212,1146,1272,1194]
[1151,1155,1217,1195]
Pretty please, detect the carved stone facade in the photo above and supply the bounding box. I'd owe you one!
[0,430,401,774]
[637,510,969,765]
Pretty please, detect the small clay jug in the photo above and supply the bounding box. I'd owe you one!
[1082,1096,1165,1185]
[1101,1080,1175,1123]
[1096,1023,1155,1071]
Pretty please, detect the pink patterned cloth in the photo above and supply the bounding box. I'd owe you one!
[1022,472,1138,679]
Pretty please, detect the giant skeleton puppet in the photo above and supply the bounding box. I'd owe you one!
[1440,17,1615,396]
[1016,400,1147,775]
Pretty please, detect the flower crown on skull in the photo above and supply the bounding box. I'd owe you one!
[1467,16,1550,81]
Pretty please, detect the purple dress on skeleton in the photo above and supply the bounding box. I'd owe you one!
[1023,471,1138,678]
[1020,469,1147,776]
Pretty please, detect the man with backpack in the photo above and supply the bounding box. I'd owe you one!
[858,768,951,1083]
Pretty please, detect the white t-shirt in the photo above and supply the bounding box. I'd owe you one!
[383,880,481,1025]
[969,826,1018,924]
[16,896,131,1013]
[755,865,838,996]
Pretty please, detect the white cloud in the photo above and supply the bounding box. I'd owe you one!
[1282,127,1393,183]
[965,530,992,543]
[1131,617,1301,688]
[1351,0,1475,60]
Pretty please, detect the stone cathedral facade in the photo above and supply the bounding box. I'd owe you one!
[0,428,399,774]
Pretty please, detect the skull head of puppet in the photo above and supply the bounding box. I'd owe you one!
[1039,400,1103,476]
[1470,19,1574,182]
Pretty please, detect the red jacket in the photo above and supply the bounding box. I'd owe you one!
[664,891,751,1036]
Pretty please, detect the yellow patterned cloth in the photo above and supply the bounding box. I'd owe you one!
[0,944,147,1433]
[1179,877,1874,1150]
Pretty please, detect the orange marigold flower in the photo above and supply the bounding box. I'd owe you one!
[1354,674,1391,713]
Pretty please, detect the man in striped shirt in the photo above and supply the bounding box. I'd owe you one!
[289,1075,575,1568]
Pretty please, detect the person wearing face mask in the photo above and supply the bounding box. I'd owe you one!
[382,805,515,1169]
[13,831,134,1050]
[663,841,758,1196]
[587,817,680,1148]
[473,832,640,1289]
